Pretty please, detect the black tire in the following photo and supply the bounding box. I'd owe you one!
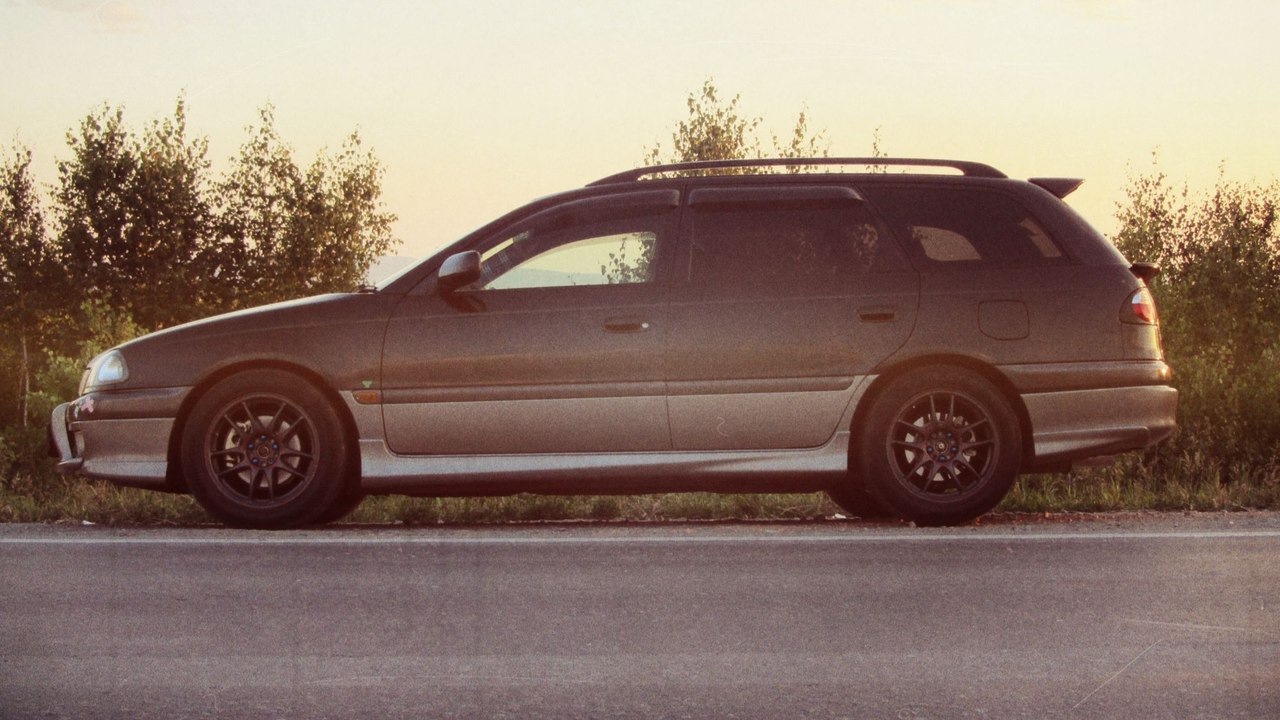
[827,479,893,520]
[181,370,349,529]
[311,487,365,525]
[857,367,1021,526]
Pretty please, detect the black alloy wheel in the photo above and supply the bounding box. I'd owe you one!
[204,395,318,508]
[859,367,1021,526]
[182,370,350,529]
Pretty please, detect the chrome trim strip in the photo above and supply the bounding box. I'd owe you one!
[667,376,856,396]
[382,381,666,404]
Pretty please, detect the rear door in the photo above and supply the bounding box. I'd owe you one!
[381,190,679,455]
[664,184,918,450]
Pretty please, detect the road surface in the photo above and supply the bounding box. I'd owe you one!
[2,514,1278,718]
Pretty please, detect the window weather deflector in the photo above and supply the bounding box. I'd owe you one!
[1029,178,1084,199]
[589,157,1008,185]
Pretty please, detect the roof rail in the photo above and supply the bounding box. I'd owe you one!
[588,157,1007,186]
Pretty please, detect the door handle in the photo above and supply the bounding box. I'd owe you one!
[604,317,651,334]
[858,305,897,323]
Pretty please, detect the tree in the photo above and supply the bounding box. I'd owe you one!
[644,78,829,168]
[53,98,218,330]
[0,144,60,427]
[214,105,397,307]
[1111,160,1280,477]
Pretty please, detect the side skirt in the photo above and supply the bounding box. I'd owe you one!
[357,432,850,497]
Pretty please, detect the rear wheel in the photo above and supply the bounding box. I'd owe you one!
[182,370,349,529]
[857,367,1021,526]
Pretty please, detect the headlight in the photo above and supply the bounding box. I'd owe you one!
[81,350,129,393]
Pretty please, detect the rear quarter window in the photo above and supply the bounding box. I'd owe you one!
[860,185,1069,267]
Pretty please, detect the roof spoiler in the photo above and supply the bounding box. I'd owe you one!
[1130,262,1160,282]
[1029,177,1084,199]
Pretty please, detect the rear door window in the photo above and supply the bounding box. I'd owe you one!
[860,185,1068,267]
[682,187,896,298]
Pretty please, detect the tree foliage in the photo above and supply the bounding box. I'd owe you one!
[644,78,829,168]
[215,106,397,307]
[1112,160,1280,480]
[1,97,398,441]
[0,145,61,426]
[54,99,217,330]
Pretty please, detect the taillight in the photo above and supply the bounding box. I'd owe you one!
[1123,287,1158,324]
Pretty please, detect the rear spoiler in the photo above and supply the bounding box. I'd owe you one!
[1029,177,1084,199]
[1130,262,1160,282]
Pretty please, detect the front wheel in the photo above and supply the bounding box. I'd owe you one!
[181,370,350,529]
[857,368,1022,526]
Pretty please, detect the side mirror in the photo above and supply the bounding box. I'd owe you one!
[437,251,482,293]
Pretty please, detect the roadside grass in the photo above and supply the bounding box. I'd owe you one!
[3,454,1277,526]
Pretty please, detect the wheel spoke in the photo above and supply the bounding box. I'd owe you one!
[928,393,938,423]
[275,463,308,481]
[954,457,980,485]
[216,461,251,478]
[895,419,922,435]
[245,468,260,500]
[278,418,309,443]
[942,466,966,492]
[241,402,266,434]
[905,454,930,481]
[917,462,941,490]
[219,410,245,433]
[961,438,994,452]
[266,402,288,434]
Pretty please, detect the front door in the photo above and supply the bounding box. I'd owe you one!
[381,190,679,455]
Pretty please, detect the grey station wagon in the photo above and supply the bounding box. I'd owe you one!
[50,157,1177,528]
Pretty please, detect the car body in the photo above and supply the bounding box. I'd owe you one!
[50,157,1177,528]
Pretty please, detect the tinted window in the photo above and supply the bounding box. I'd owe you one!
[861,185,1067,267]
[686,202,888,297]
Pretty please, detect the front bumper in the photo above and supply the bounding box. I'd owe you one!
[49,402,83,475]
[49,389,185,490]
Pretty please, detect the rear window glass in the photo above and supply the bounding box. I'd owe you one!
[860,185,1067,267]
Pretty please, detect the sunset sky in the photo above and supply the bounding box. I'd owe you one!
[3,0,1277,258]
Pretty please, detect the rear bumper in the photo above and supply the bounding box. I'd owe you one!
[1023,385,1177,470]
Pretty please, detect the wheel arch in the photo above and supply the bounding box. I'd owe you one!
[851,354,1035,468]
[165,360,363,493]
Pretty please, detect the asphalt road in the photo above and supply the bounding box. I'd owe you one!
[2,515,1278,719]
